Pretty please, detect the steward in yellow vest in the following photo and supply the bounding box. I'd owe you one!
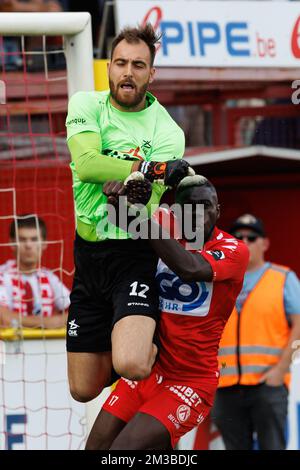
[218,263,291,388]
[213,214,300,450]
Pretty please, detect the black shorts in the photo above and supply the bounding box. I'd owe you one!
[67,233,159,353]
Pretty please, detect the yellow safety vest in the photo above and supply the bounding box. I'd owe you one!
[218,264,291,388]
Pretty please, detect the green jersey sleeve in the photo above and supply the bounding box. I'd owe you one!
[68,132,134,184]
[66,91,100,140]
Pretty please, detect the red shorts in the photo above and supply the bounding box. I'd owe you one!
[102,365,215,448]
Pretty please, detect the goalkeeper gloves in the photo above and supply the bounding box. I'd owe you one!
[137,160,194,187]
[103,177,152,229]
[103,175,152,207]
[125,178,152,206]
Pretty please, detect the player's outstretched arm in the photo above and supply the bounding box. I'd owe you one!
[103,178,162,222]
[147,226,213,282]
[68,132,135,184]
[103,179,212,282]
[68,132,193,186]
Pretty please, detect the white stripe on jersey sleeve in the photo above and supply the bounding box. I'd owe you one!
[48,271,70,311]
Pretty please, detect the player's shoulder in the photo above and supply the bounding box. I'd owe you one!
[155,97,184,134]
[208,228,249,258]
[69,90,109,107]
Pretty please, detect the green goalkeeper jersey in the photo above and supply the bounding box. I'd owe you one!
[66,90,185,241]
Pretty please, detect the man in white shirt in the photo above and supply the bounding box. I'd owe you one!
[0,215,70,329]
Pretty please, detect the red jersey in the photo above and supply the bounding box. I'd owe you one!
[156,227,249,392]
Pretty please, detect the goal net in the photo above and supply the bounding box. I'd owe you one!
[0,12,94,450]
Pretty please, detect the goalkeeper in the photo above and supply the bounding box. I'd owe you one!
[66,23,192,403]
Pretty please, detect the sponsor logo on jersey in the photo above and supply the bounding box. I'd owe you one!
[167,385,202,407]
[68,319,80,337]
[157,268,212,316]
[102,147,144,161]
[141,140,152,156]
[122,378,138,389]
[176,404,191,423]
[127,302,150,307]
[168,414,180,429]
[206,250,225,261]
[66,118,86,125]
[197,412,205,424]
[156,374,163,384]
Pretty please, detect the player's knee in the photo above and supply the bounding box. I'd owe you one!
[113,358,151,381]
[69,384,99,403]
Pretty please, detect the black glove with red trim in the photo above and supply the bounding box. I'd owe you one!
[137,160,194,187]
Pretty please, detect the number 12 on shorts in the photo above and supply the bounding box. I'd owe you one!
[129,281,149,298]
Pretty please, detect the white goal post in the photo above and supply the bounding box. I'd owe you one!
[0,12,97,449]
[0,12,94,97]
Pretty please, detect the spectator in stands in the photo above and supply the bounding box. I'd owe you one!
[0,215,70,329]
[213,213,300,450]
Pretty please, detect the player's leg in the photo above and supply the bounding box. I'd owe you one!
[109,412,171,450]
[85,376,144,449]
[109,377,212,450]
[85,409,126,450]
[67,352,112,403]
[67,234,115,402]
[112,315,157,380]
[67,292,114,401]
[110,240,160,381]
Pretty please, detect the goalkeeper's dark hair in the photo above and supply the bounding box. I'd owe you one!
[9,215,47,240]
[111,23,161,66]
[176,175,218,201]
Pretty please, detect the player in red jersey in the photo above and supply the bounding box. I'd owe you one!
[85,175,249,450]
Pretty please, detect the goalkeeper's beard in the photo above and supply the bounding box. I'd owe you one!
[109,79,149,110]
